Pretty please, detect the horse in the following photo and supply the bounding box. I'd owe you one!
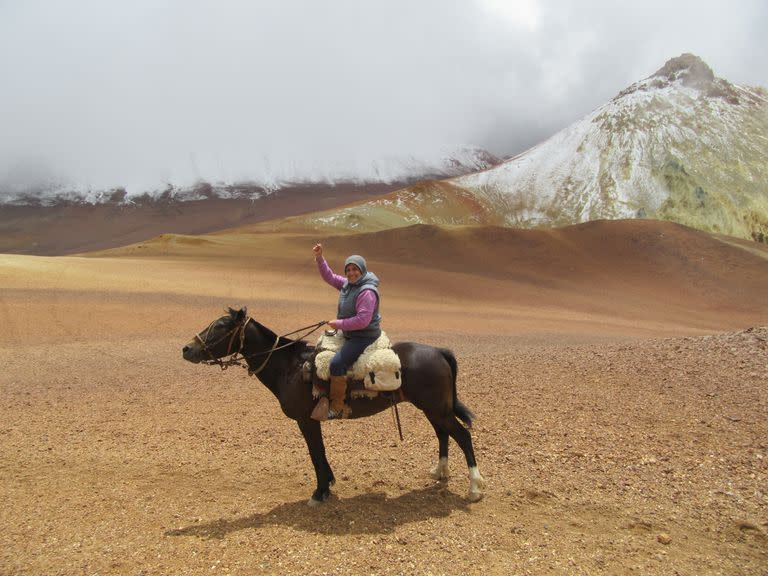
[182,307,485,505]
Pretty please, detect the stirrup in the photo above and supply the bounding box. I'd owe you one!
[311,397,329,421]
[327,404,351,420]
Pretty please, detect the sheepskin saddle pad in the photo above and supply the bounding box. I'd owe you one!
[313,330,401,392]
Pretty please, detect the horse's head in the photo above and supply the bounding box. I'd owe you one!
[182,307,248,363]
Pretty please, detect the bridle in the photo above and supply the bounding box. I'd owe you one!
[194,315,328,376]
[193,315,249,369]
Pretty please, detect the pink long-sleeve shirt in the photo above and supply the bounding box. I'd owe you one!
[316,256,378,332]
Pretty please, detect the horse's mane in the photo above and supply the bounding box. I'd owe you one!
[226,307,318,356]
[249,316,313,355]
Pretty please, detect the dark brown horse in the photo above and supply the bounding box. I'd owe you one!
[182,307,485,505]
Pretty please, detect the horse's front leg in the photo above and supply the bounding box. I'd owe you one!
[297,418,335,506]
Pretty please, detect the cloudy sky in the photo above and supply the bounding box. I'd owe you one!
[1,0,766,195]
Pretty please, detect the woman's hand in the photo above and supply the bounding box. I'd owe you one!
[328,319,341,329]
[312,243,323,257]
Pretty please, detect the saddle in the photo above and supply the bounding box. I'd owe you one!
[303,330,402,399]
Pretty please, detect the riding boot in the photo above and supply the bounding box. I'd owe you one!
[328,375,350,419]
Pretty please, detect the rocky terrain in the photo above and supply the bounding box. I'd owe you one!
[1,218,766,574]
[1,323,766,575]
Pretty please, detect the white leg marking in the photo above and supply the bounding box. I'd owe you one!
[307,497,324,507]
[468,466,486,502]
[430,456,449,481]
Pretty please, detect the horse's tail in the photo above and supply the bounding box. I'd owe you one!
[439,348,475,429]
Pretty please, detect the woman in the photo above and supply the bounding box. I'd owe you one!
[311,243,382,420]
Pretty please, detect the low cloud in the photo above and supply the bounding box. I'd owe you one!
[0,0,765,194]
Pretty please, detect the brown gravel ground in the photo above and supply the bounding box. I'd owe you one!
[1,221,768,575]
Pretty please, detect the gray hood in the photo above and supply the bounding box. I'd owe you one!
[344,254,367,276]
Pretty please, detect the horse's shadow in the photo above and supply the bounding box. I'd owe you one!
[165,484,471,539]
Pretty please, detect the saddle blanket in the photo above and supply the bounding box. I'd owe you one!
[314,330,402,391]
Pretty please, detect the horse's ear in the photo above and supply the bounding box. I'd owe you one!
[226,306,246,321]
[231,306,247,322]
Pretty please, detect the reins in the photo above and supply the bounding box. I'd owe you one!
[195,317,328,376]
[194,314,406,440]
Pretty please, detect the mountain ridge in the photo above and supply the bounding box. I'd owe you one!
[268,54,767,242]
[446,54,768,241]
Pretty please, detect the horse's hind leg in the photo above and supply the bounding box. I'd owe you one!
[443,417,485,502]
[429,422,450,481]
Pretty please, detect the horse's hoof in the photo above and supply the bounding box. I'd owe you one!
[307,488,331,506]
[468,490,484,502]
[430,468,449,481]
[468,466,485,496]
[430,458,449,481]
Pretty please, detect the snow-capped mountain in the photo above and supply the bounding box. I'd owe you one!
[291,54,767,242]
[0,146,500,206]
[452,53,768,241]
